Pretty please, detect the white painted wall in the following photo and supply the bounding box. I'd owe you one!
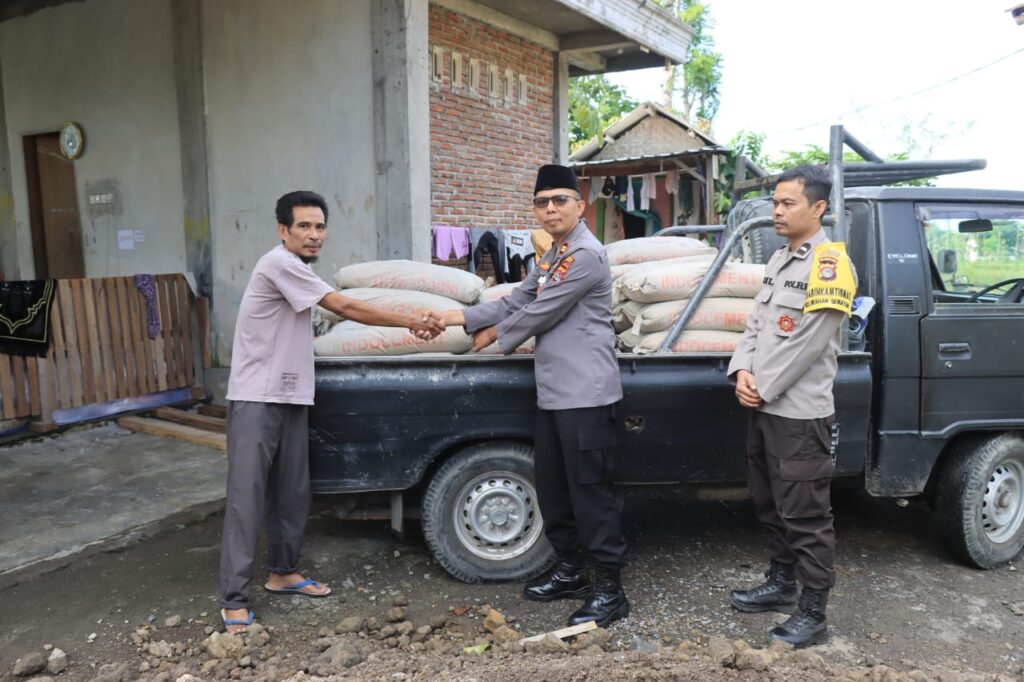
[202,0,379,361]
[0,0,187,279]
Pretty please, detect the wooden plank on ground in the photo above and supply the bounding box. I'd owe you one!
[197,403,227,419]
[114,277,139,396]
[70,279,95,404]
[117,415,226,451]
[11,355,27,417]
[82,279,106,404]
[49,287,71,409]
[0,355,14,419]
[99,279,124,400]
[152,406,227,433]
[520,621,597,644]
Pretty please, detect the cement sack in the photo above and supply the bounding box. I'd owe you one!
[314,320,471,357]
[613,300,644,333]
[610,253,715,281]
[480,282,522,302]
[630,297,754,335]
[334,260,485,304]
[604,236,717,266]
[618,261,765,303]
[631,330,743,354]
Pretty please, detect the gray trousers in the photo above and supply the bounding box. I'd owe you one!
[219,401,311,610]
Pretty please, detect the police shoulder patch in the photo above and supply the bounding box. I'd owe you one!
[803,242,855,315]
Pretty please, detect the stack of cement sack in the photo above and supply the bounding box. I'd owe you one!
[314,260,483,357]
[608,237,765,354]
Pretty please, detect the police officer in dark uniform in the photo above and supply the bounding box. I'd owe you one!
[438,164,628,627]
[726,165,858,647]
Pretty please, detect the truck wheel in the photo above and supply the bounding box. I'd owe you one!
[936,433,1024,568]
[421,442,554,584]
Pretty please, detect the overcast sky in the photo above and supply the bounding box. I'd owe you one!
[608,0,1023,189]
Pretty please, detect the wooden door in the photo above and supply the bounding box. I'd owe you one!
[24,133,85,279]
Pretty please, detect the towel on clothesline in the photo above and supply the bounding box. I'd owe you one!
[432,225,470,260]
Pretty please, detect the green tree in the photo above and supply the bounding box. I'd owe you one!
[714,130,767,214]
[568,75,638,152]
[655,0,723,132]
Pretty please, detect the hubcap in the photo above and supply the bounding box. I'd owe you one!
[981,459,1024,544]
[453,471,543,561]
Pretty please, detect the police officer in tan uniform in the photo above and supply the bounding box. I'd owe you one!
[726,165,857,647]
[439,164,628,628]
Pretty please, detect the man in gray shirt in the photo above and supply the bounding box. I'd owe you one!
[438,164,628,628]
[726,165,858,648]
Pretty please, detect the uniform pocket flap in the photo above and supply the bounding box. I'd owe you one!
[578,425,617,451]
[774,291,807,310]
[779,457,833,482]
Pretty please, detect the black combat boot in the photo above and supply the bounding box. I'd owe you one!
[567,564,630,628]
[523,555,590,602]
[729,560,798,614]
[768,588,829,648]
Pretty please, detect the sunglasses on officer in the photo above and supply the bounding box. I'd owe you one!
[532,194,581,209]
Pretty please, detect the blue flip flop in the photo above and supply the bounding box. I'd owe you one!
[221,608,254,632]
[263,578,332,598]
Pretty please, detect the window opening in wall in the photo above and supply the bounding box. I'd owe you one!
[469,58,481,92]
[504,68,514,102]
[452,52,463,88]
[431,46,444,82]
[488,64,500,98]
[518,73,528,105]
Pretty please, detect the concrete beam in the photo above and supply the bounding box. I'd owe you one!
[171,0,213,299]
[0,53,18,280]
[373,0,431,262]
[564,50,606,74]
[553,0,693,64]
[559,29,633,52]
[430,0,559,50]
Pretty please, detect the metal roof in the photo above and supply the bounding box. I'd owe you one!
[569,102,719,163]
[568,147,727,173]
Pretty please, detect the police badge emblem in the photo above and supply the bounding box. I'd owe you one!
[817,248,841,282]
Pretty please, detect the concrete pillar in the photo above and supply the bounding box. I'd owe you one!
[171,0,213,299]
[371,0,430,262]
[0,56,19,280]
[551,52,570,164]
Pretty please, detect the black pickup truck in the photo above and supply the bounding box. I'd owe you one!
[309,130,1024,584]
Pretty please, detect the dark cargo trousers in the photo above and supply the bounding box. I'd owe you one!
[534,404,626,568]
[219,401,311,610]
[746,411,836,590]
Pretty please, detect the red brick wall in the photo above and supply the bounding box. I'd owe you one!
[428,5,554,232]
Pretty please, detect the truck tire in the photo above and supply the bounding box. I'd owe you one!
[936,433,1024,569]
[723,196,784,264]
[421,441,554,584]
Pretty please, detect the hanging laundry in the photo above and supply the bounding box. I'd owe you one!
[588,176,604,202]
[626,176,636,212]
[0,279,56,357]
[640,174,657,211]
[469,229,507,283]
[432,225,470,260]
[601,176,616,197]
[134,274,162,340]
[504,230,534,281]
[664,170,679,198]
[614,176,629,200]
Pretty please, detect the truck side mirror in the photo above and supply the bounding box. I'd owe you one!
[938,249,958,274]
[958,219,992,233]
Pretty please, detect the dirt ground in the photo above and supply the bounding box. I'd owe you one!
[2,490,1022,681]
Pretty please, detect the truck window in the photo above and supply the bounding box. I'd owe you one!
[917,204,1024,302]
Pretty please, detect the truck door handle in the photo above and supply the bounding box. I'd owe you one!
[938,342,971,359]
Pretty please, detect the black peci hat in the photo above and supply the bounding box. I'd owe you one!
[534,164,580,195]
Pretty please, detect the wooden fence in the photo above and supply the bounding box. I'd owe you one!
[0,274,198,426]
